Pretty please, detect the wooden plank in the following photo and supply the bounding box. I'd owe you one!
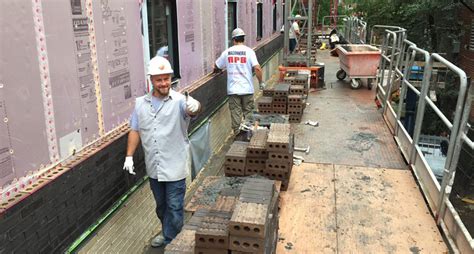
[334,165,448,253]
[276,163,337,253]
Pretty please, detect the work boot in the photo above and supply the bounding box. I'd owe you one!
[151,233,165,247]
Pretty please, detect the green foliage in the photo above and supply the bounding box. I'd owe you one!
[353,0,461,53]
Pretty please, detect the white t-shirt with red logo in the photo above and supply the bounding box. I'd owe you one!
[215,44,259,95]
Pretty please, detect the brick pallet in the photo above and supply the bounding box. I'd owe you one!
[257,74,309,123]
[224,123,294,191]
[165,177,279,254]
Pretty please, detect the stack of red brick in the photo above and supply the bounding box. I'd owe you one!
[224,123,293,191]
[165,178,279,254]
[257,73,308,123]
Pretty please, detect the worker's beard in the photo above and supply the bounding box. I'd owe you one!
[153,86,170,97]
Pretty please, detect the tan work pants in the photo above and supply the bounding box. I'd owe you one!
[228,94,254,135]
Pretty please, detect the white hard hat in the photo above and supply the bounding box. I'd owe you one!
[147,56,173,76]
[295,14,302,18]
[232,28,246,39]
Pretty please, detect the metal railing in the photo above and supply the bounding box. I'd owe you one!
[343,16,367,44]
[345,18,474,253]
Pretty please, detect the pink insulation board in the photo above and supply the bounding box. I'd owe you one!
[176,0,204,88]
[0,0,145,188]
[90,0,146,133]
[1,0,52,187]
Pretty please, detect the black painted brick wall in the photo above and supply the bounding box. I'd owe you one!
[0,135,146,253]
[0,35,283,253]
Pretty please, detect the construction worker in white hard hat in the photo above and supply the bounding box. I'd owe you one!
[289,14,302,53]
[123,56,201,248]
[213,28,264,140]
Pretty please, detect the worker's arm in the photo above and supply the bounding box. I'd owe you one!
[294,22,301,37]
[126,130,140,157]
[213,63,222,74]
[254,65,263,84]
[123,129,140,175]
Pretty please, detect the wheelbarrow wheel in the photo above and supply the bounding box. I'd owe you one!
[336,69,346,80]
[351,78,362,89]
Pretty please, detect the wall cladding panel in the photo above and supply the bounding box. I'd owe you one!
[92,0,145,134]
[42,0,95,159]
[177,0,204,88]
[0,0,51,187]
[1,0,145,191]
[212,0,226,65]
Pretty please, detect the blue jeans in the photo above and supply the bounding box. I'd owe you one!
[149,178,186,244]
[289,38,297,53]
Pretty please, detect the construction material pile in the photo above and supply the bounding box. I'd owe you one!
[257,73,308,123]
[225,123,293,191]
[165,177,280,254]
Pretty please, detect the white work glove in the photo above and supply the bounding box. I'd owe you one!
[186,96,200,114]
[123,156,135,175]
[259,82,266,90]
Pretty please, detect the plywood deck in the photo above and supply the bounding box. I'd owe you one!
[277,163,448,253]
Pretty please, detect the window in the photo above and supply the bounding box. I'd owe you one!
[273,2,277,32]
[147,0,180,77]
[257,2,263,40]
[228,1,237,47]
[282,2,285,28]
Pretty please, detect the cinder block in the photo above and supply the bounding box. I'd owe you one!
[266,133,291,153]
[262,88,274,97]
[211,195,239,213]
[229,235,265,253]
[247,129,269,158]
[272,96,287,104]
[265,160,292,173]
[268,152,293,162]
[225,142,248,176]
[289,114,302,123]
[262,168,290,181]
[270,123,291,133]
[283,76,296,84]
[164,228,196,253]
[195,211,231,249]
[288,94,303,104]
[256,96,272,111]
[289,85,305,95]
[273,83,290,97]
[272,103,286,110]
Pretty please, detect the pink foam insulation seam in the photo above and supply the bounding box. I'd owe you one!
[86,0,105,136]
[32,0,59,163]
